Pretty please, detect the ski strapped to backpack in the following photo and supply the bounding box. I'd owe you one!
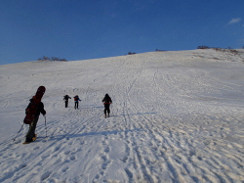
[23,86,46,124]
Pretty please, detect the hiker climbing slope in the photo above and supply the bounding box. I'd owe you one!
[102,94,112,118]
[23,86,46,144]
[63,95,71,108]
[74,95,81,109]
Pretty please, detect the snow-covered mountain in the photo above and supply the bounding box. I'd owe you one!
[0,49,243,182]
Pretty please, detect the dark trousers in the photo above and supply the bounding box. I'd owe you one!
[25,116,39,142]
[104,104,110,116]
[74,102,79,109]
[65,101,68,108]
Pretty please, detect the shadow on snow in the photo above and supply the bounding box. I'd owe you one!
[47,128,145,141]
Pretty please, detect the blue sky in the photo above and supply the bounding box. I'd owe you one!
[0,0,243,65]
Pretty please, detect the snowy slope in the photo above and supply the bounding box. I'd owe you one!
[0,49,244,183]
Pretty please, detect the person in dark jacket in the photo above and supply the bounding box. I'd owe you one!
[63,95,71,108]
[74,95,81,109]
[25,97,46,143]
[102,94,112,118]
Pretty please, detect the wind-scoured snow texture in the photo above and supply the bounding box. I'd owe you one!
[0,49,244,183]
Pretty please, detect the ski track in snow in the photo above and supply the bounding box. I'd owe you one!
[0,50,244,182]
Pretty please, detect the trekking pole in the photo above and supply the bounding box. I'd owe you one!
[12,123,24,141]
[44,115,47,138]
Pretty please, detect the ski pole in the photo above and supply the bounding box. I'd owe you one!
[44,115,47,138]
[12,123,24,141]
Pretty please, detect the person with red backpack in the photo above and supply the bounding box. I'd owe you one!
[24,96,46,143]
[74,95,81,109]
[102,94,112,118]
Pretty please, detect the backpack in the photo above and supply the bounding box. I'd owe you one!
[103,96,112,104]
[23,86,45,124]
[64,95,70,100]
[74,96,79,102]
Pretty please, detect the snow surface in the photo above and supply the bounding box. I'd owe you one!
[0,49,244,183]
